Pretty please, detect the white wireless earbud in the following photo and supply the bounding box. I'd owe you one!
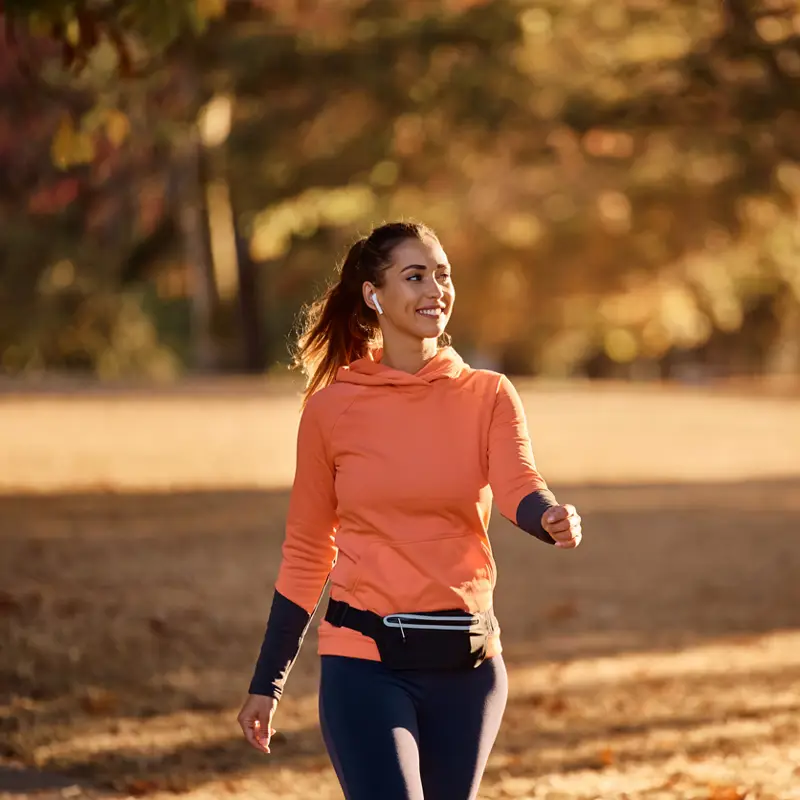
[371,292,384,315]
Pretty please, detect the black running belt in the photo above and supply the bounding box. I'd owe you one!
[325,598,494,637]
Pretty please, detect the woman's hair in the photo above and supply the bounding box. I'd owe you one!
[292,220,446,405]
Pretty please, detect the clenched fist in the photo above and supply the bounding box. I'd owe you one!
[541,504,582,549]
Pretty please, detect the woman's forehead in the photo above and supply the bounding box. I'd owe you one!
[390,236,449,268]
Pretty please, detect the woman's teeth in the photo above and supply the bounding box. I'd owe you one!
[417,309,442,317]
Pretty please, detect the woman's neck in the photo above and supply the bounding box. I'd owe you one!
[379,337,439,374]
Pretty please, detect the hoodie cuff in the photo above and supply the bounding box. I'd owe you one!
[248,591,312,700]
[516,488,559,545]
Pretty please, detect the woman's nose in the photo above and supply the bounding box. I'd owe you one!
[426,277,445,297]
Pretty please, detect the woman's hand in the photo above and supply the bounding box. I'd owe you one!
[237,694,278,754]
[542,504,582,549]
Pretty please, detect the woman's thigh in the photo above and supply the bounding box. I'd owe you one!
[417,655,509,800]
[318,656,424,800]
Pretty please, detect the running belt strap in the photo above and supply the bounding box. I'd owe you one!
[325,599,386,639]
[325,599,495,636]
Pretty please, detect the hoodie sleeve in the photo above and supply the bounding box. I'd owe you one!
[488,374,558,544]
[248,394,339,699]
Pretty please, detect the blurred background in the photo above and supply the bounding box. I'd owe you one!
[2,0,800,385]
[2,2,800,800]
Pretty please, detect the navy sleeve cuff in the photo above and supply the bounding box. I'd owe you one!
[516,488,559,545]
[248,590,312,700]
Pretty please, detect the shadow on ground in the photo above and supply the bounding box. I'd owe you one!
[1,478,799,793]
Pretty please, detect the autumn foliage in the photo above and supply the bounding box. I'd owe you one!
[1,0,799,381]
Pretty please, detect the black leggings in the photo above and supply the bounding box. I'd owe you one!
[318,654,508,800]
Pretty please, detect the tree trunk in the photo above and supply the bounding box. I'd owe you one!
[175,128,218,372]
[231,192,266,372]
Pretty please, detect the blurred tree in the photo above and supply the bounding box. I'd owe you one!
[0,0,225,374]
[1,0,799,381]
[200,0,800,378]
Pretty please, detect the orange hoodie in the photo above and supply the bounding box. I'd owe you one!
[248,347,557,698]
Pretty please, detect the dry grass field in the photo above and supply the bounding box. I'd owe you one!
[1,377,800,800]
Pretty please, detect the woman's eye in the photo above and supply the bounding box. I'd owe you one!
[406,272,451,282]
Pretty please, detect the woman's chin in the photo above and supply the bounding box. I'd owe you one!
[414,318,447,338]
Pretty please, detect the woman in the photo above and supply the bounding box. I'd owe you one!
[237,221,582,800]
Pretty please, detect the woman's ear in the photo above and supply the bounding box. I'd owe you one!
[362,282,382,315]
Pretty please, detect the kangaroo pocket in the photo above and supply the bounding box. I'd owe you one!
[349,533,496,616]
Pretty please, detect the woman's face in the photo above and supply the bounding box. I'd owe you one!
[363,235,455,342]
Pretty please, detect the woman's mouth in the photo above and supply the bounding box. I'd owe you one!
[416,308,444,318]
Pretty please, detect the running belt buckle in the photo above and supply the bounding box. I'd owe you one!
[382,612,481,640]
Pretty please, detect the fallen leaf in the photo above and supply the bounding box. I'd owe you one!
[55,597,86,618]
[523,692,545,707]
[165,775,191,793]
[0,591,24,615]
[544,600,579,621]
[148,616,169,636]
[547,696,569,714]
[125,779,161,797]
[81,688,119,715]
[660,772,685,789]
[708,785,749,800]
[0,590,41,616]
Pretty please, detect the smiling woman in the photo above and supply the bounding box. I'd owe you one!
[237,220,583,800]
[359,234,455,369]
[289,221,455,402]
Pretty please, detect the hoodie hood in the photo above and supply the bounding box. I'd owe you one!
[335,346,468,387]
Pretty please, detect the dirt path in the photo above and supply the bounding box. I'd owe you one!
[1,380,799,799]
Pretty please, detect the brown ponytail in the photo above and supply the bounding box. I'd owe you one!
[292,221,437,406]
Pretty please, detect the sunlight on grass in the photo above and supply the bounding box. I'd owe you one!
[1,380,799,493]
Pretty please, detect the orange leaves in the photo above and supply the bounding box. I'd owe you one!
[598,746,615,767]
[27,178,80,213]
[51,114,95,169]
[7,0,227,80]
[707,786,751,800]
[103,109,130,147]
[195,0,228,23]
[50,108,130,170]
